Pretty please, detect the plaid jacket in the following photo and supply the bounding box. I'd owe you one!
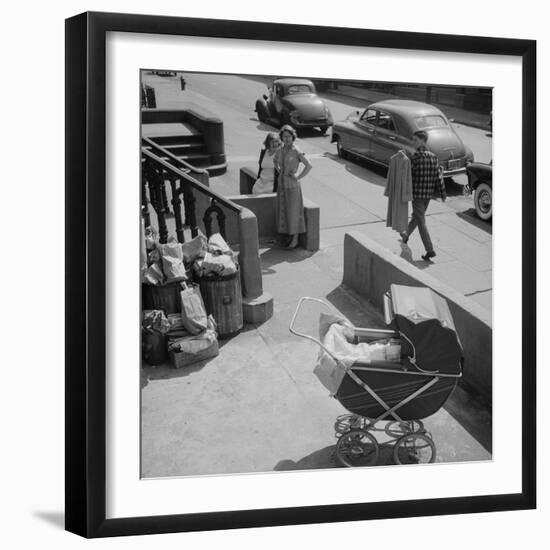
[411,146,446,200]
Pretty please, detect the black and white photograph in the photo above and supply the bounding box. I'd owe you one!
[140,70,493,478]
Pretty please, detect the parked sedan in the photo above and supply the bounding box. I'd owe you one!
[255,78,333,134]
[466,161,492,221]
[331,100,474,177]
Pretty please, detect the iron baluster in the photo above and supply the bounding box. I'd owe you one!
[170,177,185,243]
[150,165,169,244]
[141,160,151,228]
[158,167,172,216]
[183,185,199,238]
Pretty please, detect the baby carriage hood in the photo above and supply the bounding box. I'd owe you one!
[390,284,463,375]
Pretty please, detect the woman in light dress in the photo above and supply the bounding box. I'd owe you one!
[274,125,313,249]
[252,132,281,195]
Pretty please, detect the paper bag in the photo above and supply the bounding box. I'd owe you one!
[179,284,208,334]
[158,242,187,284]
[181,234,207,265]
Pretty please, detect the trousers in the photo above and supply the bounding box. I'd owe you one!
[406,199,434,253]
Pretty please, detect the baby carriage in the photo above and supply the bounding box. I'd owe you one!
[289,284,464,466]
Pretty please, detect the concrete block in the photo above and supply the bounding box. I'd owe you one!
[229,189,320,252]
[243,292,274,324]
[342,231,492,403]
[301,199,320,252]
[240,167,256,194]
[237,209,263,300]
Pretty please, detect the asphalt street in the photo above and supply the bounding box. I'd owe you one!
[148,71,492,214]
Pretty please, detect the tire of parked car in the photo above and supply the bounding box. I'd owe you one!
[255,99,270,123]
[334,136,347,159]
[474,182,492,221]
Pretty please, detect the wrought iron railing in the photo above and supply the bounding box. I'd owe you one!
[141,147,263,299]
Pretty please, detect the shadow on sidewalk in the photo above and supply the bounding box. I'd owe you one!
[273,442,399,471]
[259,245,316,274]
[457,210,492,234]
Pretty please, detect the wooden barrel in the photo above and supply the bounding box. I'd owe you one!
[199,270,243,338]
[142,283,181,314]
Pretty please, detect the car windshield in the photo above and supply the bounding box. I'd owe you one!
[415,115,448,129]
[286,84,313,94]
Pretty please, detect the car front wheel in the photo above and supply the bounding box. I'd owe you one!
[335,136,347,159]
[474,182,492,221]
[255,99,269,123]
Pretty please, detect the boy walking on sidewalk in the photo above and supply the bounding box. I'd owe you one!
[400,130,446,261]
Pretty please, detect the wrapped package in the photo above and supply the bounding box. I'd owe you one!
[142,309,171,334]
[142,262,165,286]
[200,252,237,277]
[158,242,187,284]
[181,233,207,265]
[168,316,219,368]
[179,283,208,334]
[166,313,190,339]
[208,232,231,255]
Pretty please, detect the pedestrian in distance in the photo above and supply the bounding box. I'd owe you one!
[274,124,313,249]
[400,130,446,261]
[252,132,282,195]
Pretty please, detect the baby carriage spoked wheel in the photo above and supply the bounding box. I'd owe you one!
[385,420,425,438]
[336,429,380,467]
[393,433,436,465]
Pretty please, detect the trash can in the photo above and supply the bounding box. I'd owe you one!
[142,332,168,365]
[199,270,243,339]
[142,282,181,314]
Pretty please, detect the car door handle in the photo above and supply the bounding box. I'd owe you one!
[388,135,397,141]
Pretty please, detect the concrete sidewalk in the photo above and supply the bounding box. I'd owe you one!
[297,154,493,312]
[142,243,491,478]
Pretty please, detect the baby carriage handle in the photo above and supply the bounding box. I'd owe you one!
[289,297,345,363]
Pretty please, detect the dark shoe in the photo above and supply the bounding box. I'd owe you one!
[286,238,299,249]
[400,232,409,244]
[422,251,436,261]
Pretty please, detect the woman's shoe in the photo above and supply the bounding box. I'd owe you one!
[286,237,299,249]
[422,251,436,261]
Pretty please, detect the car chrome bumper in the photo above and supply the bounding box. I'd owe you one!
[442,167,467,177]
[292,120,332,128]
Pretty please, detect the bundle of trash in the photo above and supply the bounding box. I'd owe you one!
[140,227,239,368]
[141,226,238,286]
[141,305,220,369]
[192,232,239,278]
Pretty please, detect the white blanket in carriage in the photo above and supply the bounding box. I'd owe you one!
[314,314,400,395]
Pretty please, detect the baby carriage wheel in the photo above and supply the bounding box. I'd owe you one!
[393,433,436,465]
[336,429,380,467]
[385,420,425,438]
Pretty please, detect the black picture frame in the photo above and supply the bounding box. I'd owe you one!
[65,11,536,538]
